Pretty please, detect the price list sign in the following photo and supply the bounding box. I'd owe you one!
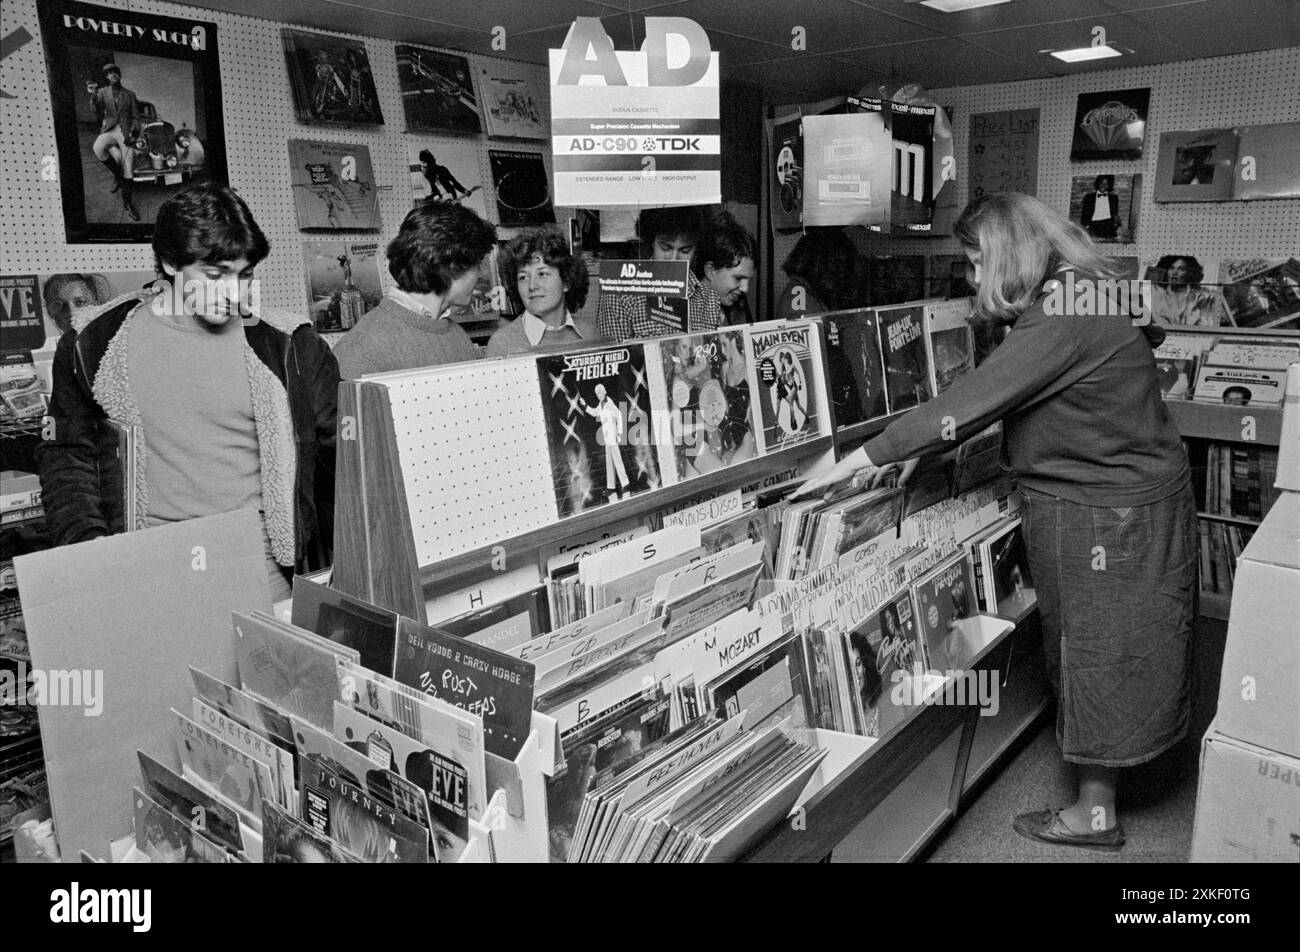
[968,109,1039,200]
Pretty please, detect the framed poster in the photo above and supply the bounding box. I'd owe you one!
[1153,129,1239,202]
[1070,88,1149,161]
[282,29,383,127]
[38,0,227,243]
[395,45,481,135]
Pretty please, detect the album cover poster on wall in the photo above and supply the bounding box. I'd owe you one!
[1153,128,1239,202]
[479,60,547,139]
[303,240,383,333]
[282,29,383,127]
[536,344,662,517]
[288,140,381,231]
[395,45,482,135]
[408,139,489,221]
[1067,173,1141,244]
[1069,88,1150,161]
[489,149,555,225]
[38,0,228,243]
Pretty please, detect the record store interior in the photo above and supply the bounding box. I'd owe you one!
[1,0,1298,868]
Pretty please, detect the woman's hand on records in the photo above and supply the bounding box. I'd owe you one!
[791,449,919,501]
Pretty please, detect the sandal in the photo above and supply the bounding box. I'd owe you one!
[1012,808,1125,852]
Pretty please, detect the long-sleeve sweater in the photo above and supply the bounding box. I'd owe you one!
[863,271,1189,508]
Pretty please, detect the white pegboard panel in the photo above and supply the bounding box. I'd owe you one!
[381,360,556,566]
[0,0,564,317]
[772,47,1300,294]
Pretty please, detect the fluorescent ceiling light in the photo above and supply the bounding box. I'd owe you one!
[1048,45,1124,62]
[914,0,1013,12]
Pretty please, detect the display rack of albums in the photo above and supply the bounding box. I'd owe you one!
[320,306,1049,864]
[1152,324,1295,621]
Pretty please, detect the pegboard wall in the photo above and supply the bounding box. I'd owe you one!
[772,46,1300,295]
[0,0,568,317]
[382,360,556,566]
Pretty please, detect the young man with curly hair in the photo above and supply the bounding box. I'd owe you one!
[333,202,496,378]
[485,225,601,357]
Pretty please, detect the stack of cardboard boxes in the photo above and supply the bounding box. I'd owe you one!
[1191,364,1300,862]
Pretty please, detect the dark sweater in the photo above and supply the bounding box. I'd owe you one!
[864,272,1189,507]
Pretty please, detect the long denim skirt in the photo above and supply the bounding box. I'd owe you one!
[1019,479,1198,767]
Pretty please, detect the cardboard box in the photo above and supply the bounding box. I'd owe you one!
[13,509,271,862]
[1191,730,1300,863]
[1214,491,1300,758]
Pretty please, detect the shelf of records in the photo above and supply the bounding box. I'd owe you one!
[11,305,1052,863]
[13,460,1038,865]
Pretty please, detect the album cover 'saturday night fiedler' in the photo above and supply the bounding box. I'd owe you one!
[537,345,661,517]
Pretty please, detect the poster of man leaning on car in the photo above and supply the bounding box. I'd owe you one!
[39,0,228,242]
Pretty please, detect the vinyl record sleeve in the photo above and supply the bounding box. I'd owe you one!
[536,344,663,517]
[746,323,825,453]
[287,140,380,230]
[876,305,932,413]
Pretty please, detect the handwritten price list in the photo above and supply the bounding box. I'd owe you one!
[968,109,1040,200]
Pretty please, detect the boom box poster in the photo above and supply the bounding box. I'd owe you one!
[746,324,823,453]
[38,0,228,243]
[537,345,661,516]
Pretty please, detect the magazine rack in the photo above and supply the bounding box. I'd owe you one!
[332,357,836,623]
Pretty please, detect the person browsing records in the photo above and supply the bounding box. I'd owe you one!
[596,206,722,339]
[334,202,495,379]
[485,226,603,357]
[796,192,1196,853]
[695,213,757,326]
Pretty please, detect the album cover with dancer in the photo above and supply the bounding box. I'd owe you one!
[650,328,760,483]
[536,345,661,517]
[746,323,824,454]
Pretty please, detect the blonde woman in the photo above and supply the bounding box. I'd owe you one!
[798,193,1196,852]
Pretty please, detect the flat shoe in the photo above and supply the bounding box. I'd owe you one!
[1013,808,1125,852]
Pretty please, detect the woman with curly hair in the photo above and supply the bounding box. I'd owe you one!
[486,225,599,356]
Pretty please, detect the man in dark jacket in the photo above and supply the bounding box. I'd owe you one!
[1079,174,1120,242]
[36,183,339,598]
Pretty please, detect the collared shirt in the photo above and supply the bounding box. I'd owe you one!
[596,270,722,340]
[523,309,582,347]
[386,286,448,321]
[1091,192,1113,221]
